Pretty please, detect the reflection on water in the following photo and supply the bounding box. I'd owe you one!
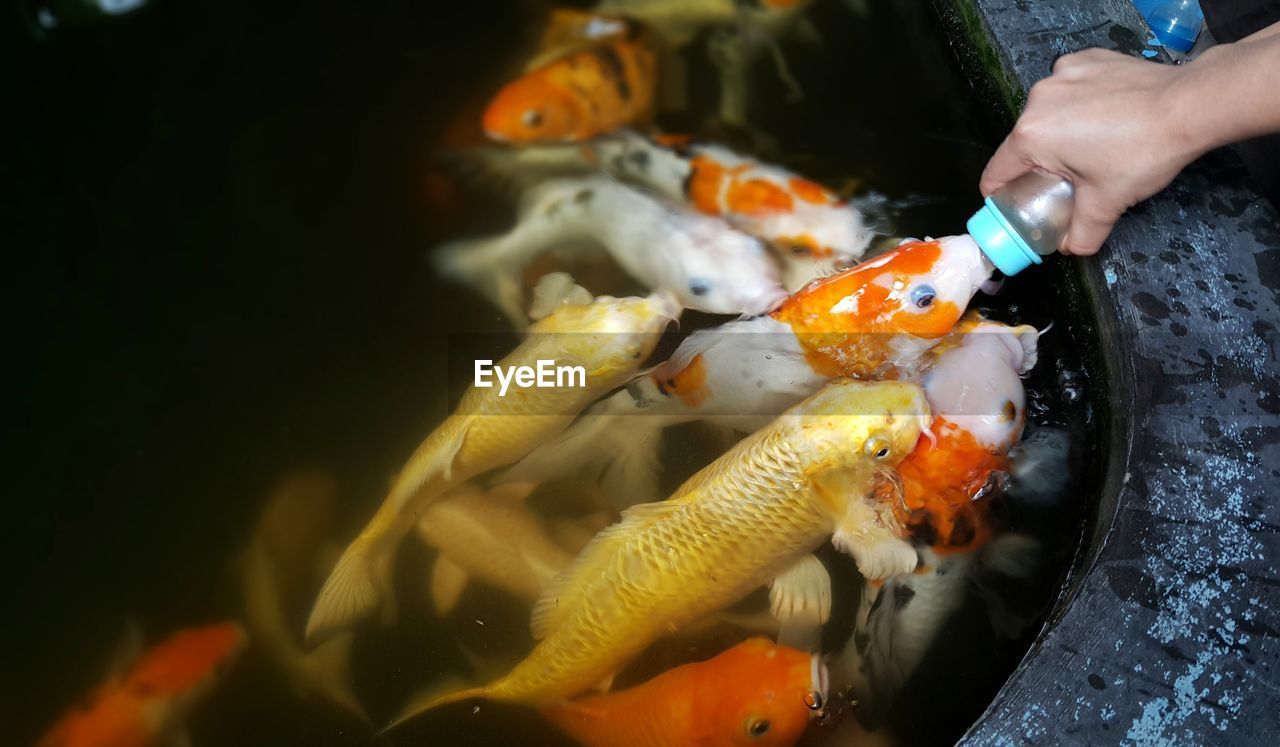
[7,1,1100,745]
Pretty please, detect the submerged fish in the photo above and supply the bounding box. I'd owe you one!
[389,378,928,722]
[434,175,786,328]
[482,33,656,144]
[539,637,827,747]
[415,483,605,615]
[37,623,246,747]
[241,471,366,719]
[306,285,677,642]
[503,236,991,507]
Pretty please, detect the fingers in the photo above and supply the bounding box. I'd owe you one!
[1060,189,1122,255]
[979,135,1032,197]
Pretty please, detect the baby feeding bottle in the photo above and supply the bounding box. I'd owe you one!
[967,170,1075,276]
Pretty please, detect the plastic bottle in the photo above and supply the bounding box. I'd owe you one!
[966,170,1074,276]
[1148,0,1204,53]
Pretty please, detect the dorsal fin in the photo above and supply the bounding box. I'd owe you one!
[529,500,686,639]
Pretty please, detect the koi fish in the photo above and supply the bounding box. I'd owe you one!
[433,175,786,329]
[241,471,366,720]
[37,623,246,747]
[832,322,1050,719]
[306,282,678,643]
[482,33,656,144]
[441,131,872,289]
[888,318,1040,553]
[415,483,607,615]
[388,378,928,722]
[539,637,827,747]
[502,235,992,508]
[590,132,872,288]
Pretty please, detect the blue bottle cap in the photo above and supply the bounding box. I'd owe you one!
[966,198,1042,276]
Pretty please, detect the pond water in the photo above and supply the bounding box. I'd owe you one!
[7,1,1103,745]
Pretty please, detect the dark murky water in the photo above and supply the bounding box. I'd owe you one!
[6,1,1101,744]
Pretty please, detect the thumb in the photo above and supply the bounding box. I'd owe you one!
[979,135,1034,197]
[1061,189,1122,256]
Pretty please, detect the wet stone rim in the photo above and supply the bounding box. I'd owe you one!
[936,0,1280,744]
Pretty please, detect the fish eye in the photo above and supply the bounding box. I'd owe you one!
[746,718,772,738]
[522,109,544,128]
[1000,400,1017,422]
[864,436,891,460]
[911,285,937,308]
[688,278,710,296]
[804,690,824,711]
[789,243,813,257]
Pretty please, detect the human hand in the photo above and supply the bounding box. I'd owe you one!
[979,49,1206,256]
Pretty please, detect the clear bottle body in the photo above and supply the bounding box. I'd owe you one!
[967,170,1074,275]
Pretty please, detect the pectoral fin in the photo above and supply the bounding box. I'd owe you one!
[430,555,471,617]
[769,554,831,650]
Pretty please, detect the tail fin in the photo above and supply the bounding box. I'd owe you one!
[499,391,677,510]
[301,634,369,722]
[431,235,529,330]
[382,685,489,735]
[305,541,389,644]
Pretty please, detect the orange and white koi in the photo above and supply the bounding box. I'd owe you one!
[446,131,872,289]
[888,318,1039,553]
[482,33,656,144]
[503,235,992,508]
[586,132,873,289]
[36,623,246,747]
[433,175,786,328]
[833,321,1050,718]
[539,637,827,747]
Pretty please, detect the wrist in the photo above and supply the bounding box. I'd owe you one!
[1162,52,1222,160]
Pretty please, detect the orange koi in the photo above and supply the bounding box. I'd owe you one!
[37,623,246,747]
[539,637,826,747]
[482,36,656,144]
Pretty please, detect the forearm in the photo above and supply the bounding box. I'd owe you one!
[1174,28,1280,153]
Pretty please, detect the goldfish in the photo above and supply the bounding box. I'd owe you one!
[415,482,606,615]
[434,175,787,328]
[240,471,366,719]
[539,637,827,747]
[306,282,678,643]
[388,378,928,723]
[503,235,992,508]
[37,623,246,747]
[482,32,656,144]
[442,130,871,289]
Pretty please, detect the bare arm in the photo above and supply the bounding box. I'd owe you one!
[981,21,1280,256]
